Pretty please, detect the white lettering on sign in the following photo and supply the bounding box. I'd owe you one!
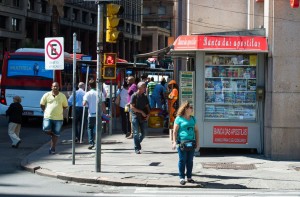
[45,37,64,70]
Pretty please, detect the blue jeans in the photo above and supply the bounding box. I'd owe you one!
[177,146,195,179]
[43,118,63,136]
[87,117,96,145]
[131,117,146,151]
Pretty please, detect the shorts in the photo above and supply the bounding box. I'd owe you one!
[43,118,63,137]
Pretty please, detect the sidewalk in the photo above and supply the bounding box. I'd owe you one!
[21,124,300,189]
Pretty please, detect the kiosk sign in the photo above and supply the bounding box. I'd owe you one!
[45,37,64,70]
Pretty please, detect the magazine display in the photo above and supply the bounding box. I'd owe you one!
[204,54,257,121]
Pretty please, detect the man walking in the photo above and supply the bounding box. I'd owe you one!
[125,76,138,139]
[40,82,68,154]
[68,82,86,142]
[130,82,150,154]
[83,79,106,150]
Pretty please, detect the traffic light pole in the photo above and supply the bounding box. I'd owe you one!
[96,2,104,173]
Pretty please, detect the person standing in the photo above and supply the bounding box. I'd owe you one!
[83,79,106,150]
[6,96,23,148]
[130,82,150,154]
[118,82,129,134]
[168,80,179,131]
[172,102,199,185]
[125,76,138,139]
[151,78,167,109]
[40,82,68,154]
[146,77,156,108]
[68,82,86,142]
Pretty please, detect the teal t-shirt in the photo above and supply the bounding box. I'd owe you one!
[174,116,196,141]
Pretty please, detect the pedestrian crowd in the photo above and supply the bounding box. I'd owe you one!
[6,75,200,186]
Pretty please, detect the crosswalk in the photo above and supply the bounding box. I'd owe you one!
[93,187,300,197]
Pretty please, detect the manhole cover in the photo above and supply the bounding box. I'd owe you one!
[201,162,256,170]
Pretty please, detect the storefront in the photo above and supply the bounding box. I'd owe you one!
[171,35,268,153]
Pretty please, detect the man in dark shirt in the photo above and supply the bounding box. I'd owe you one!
[130,82,150,154]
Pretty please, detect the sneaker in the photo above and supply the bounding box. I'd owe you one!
[88,144,94,150]
[49,148,55,154]
[135,150,141,154]
[187,178,196,183]
[16,140,21,148]
[179,179,186,185]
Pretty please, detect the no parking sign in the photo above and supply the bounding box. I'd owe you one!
[45,37,64,70]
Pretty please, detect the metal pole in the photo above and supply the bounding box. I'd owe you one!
[96,2,104,172]
[109,80,112,135]
[72,32,77,165]
[80,65,90,143]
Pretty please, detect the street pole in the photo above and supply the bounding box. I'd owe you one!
[96,2,104,172]
[72,32,77,165]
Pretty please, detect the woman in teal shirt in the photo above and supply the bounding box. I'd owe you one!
[172,102,199,185]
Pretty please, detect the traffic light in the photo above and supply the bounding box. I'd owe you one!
[102,66,116,79]
[103,53,117,66]
[102,53,117,79]
[106,3,124,43]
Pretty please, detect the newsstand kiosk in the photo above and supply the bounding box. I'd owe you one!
[171,35,268,153]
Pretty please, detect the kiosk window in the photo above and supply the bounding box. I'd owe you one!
[204,54,257,121]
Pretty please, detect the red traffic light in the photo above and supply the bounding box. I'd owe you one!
[103,53,117,66]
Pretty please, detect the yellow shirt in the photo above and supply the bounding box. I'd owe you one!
[40,92,68,120]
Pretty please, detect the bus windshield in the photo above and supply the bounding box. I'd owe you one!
[7,59,52,79]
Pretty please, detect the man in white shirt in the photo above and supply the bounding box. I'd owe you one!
[83,79,106,150]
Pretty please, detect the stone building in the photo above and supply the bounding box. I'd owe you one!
[176,0,300,160]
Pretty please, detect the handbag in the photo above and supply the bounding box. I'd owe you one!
[179,140,196,151]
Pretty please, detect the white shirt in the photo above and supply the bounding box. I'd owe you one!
[83,89,105,117]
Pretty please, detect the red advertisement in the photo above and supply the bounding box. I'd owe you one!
[173,35,268,52]
[213,126,248,144]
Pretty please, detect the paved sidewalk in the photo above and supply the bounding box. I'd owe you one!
[21,126,300,189]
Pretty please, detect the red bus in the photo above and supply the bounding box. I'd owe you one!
[0,48,83,121]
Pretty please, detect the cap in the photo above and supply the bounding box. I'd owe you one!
[168,80,176,85]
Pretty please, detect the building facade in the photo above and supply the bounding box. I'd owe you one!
[0,0,143,66]
[177,0,300,160]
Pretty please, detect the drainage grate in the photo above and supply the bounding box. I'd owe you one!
[201,162,256,170]
[149,162,161,166]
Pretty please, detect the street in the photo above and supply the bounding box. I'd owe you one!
[0,116,300,197]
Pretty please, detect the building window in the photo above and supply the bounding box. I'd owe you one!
[126,23,130,33]
[131,24,136,35]
[28,0,34,11]
[91,14,96,25]
[73,9,79,21]
[82,11,88,23]
[13,0,20,7]
[41,0,47,13]
[63,6,70,19]
[143,7,150,15]
[137,26,141,35]
[12,18,21,31]
[0,15,6,29]
[157,6,166,15]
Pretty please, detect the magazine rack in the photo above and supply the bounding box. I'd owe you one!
[204,54,257,121]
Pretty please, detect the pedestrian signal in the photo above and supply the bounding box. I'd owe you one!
[102,66,116,79]
[103,53,117,66]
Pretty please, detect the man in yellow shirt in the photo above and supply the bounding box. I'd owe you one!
[40,82,68,154]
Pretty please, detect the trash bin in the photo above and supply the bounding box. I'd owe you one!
[148,108,164,128]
